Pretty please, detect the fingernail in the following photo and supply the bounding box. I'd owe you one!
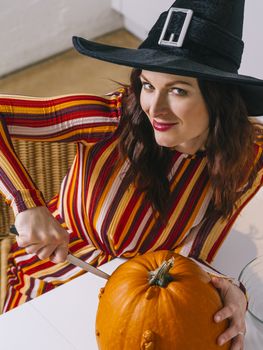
[215,315,221,322]
[212,277,219,283]
[219,337,225,346]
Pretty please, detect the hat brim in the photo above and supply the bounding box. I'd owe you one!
[73,36,263,116]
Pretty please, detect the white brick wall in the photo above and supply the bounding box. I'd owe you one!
[0,0,123,77]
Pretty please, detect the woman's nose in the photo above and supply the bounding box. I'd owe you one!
[150,93,169,117]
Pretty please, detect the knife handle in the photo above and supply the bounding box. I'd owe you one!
[10,225,18,235]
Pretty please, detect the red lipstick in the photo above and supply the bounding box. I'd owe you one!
[153,120,178,132]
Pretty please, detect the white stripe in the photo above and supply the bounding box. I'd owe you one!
[190,187,213,228]
[168,153,188,180]
[15,254,35,264]
[2,288,12,312]
[58,170,68,218]
[8,116,118,137]
[179,227,200,257]
[30,278,42,298]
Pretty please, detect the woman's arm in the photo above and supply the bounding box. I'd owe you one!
[0,116,69,262]
[0,90,123,261]
[0,92,121,143]
[0,90,123,214]
[0,116,45,215]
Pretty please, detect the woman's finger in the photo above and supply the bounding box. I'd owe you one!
[217,324,245,347]
[35,244,57,260]
[50,243,68,264]
[25,243,44,255]
[211,276,230,293]
[214,304,237,322]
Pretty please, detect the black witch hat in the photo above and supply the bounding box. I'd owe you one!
[73,0,263,116]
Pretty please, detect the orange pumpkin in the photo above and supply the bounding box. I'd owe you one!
[96,250,230,350]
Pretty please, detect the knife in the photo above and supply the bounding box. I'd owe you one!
[10,225,110,280]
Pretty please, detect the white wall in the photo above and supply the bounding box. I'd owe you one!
[0,0,123,77]
[241,0,263,79]
[112,0,172,40]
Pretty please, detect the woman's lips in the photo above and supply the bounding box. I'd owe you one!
[153,119,178,132]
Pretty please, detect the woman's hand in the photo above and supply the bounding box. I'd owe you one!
[211,277,247,349]
[14,206,69,263]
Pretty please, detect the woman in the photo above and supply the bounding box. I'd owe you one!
[0,0,263,348]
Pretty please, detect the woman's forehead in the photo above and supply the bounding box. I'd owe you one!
[140,70,197,86]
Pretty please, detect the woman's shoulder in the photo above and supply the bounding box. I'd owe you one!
[103,87,128,117]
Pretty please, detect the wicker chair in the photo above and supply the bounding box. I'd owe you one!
[0,139,76,312]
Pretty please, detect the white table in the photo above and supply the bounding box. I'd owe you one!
[0,190,262,350]
[0,260,121,350]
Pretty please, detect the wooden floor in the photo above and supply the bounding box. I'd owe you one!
[0,29,140,96]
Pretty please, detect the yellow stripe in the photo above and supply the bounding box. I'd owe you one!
[0,99,117,115]
[9,290,27,309]
[12,125,117,143]
[0,156,36,194]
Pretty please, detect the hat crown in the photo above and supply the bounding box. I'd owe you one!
[139,0,246,73]
[171,0,245,37]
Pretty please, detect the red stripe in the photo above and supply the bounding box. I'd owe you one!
[0,94,114,107]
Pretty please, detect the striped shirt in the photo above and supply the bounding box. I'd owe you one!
[0,89,262,311]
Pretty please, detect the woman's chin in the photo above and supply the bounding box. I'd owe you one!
[155,137,177,149]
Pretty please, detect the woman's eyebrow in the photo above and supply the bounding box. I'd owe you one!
[139,74,150,81]
[140,74,193,87]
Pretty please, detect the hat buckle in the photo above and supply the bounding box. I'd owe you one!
[158,7,193,48]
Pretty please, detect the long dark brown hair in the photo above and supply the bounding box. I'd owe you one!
[119,69,257,219]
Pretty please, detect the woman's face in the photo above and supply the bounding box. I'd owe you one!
[139,70,209,154]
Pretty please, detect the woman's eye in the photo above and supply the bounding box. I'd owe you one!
[141,82,154,90]
[171,88,187,96]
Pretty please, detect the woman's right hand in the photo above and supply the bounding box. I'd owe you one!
[14,206,69,263]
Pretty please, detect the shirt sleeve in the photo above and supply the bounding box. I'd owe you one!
[0,92,122,144]
[0,117,46,215]
[0,90,124,216]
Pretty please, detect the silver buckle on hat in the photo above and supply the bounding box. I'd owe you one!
[158,7,193,48]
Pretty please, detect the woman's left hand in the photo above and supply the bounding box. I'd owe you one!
[211,276,247,349]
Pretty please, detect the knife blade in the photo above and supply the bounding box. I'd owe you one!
[66,254,110,279]
[10,225,110,280]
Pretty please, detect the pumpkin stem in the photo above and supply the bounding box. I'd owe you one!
[148,257,175,287]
